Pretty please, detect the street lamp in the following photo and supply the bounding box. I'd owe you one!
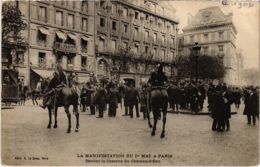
[191,42,201,85]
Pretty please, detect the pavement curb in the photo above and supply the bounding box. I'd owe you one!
[167,110,238,115]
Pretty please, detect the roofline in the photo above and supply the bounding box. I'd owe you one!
[114,0,179,24]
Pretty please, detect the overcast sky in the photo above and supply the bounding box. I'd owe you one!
[161,1,259,69]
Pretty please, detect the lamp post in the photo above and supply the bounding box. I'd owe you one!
[191,42,201,85]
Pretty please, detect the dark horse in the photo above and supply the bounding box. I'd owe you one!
[147,88,168,138]
[44,76,79,133]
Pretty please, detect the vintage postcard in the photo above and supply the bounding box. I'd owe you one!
[1,0,259,166]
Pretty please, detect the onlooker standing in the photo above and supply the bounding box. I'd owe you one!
[139,84,148,120]
[108,83,121,117]
[94,83,107,118]
[127,83,140,118]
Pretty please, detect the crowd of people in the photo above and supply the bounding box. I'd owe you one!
[16,63,259,131]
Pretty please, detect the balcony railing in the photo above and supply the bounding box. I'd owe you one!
[53,42,76,53]
[38,63,46,68]
[81,66,87,71]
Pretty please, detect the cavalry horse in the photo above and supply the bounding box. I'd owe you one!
[147,86,168,138]
[44,75,79,133]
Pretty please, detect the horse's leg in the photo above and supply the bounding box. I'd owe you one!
[32,94,35,105]
[74,104,79,132]
[160,107,167,138]
[65,106,71,133]
[151,109,158,136]
[47,106,52,129]
[35,95,38,105]
[53,107,58,128]
[147,108,152,128]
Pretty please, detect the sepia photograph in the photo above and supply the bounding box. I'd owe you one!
[1,0,259,166]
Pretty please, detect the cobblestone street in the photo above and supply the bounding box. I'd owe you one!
[1,101,259,166]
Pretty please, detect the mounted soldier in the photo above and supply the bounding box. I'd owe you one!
[40,64,68,109]
[146,63,169,138]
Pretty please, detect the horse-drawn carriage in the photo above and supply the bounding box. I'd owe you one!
[1,69,20,104]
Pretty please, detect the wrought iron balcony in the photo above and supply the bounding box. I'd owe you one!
[53,42,76,54]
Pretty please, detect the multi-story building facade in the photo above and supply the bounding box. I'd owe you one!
[4,1,95,88]
[3,0,178,88]
[178,6,241,85]
[94,0,179,85]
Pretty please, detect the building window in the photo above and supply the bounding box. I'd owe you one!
[123,8,127,18]
[190,35,194,43]
[111,3,116,14]
[135,11,139,19]
[218,45,224,52]
[68,56,74,65]
[162,35,165,44]
[55,11,63,26]
[219,31,224,39]
[99,37,105,51]
[111,40,116,52]
[81,57,87,69]
[153,33,157,42]
[37,30,47,43]
[67,14,74,29]
[100,0,105,8]
[133,44,139,54]
[100,17,106,27]
[203,46,208,55]
[204,34,208,42]
[171,51,175,59]
[82,18,88,31]
[171,37,175,45]
[82,0,88,12]
[145,30,149,41]
[123,24,128,33]
[134,27,139,37]
[211,32,215,41]
[39,6,47,22]
[153,48,157,57]
[112,21,117,30]
[145,46,149,54]
[122,42,128,49]
[145,14,149,21]
[81,39,88,50]
[38,52,46,67]
[162,49,166,58]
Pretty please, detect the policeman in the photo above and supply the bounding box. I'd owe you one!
[40,64,67,109]
[148,63,168,87]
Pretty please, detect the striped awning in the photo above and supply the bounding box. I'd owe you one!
[31,69,54,79]
[56,31,66,40]
[68,33,76,41]
[39,27,50,35]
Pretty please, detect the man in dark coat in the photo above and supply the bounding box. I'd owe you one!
[190,82,199,114]
[85,82,96,115]
[211,84,225,132]
[126,83,140,118]
[122,83,130,116]
[198,81,206,111]
[244,87,259,125]
[94,83,107,118]
[222,85,233,131]
[108,83,121,117]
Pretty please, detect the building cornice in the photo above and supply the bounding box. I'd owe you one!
[181,40,236,48]
[183,22,237,34]
[114,0,179,24]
